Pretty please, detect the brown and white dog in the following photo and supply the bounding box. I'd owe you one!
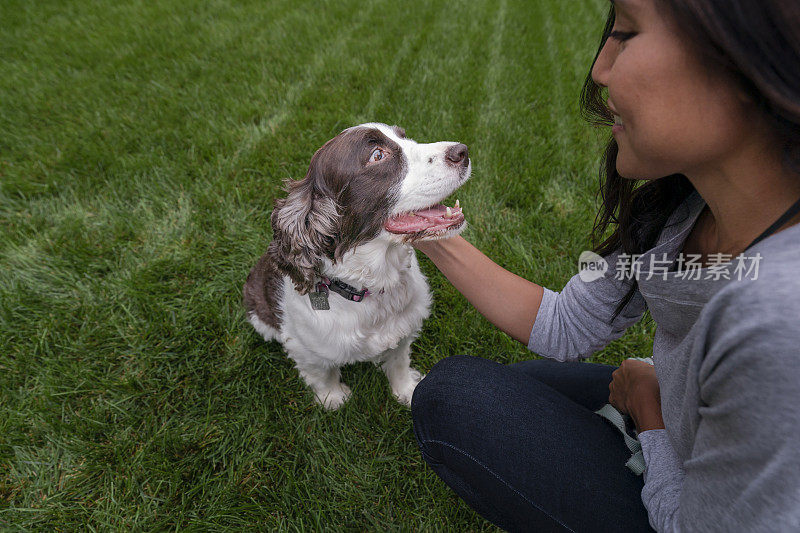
[243,123,470,409]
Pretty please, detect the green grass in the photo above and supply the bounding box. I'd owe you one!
[0,0,655,529]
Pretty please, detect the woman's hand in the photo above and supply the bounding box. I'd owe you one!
[410,236,443,256]
[608,359,665,433]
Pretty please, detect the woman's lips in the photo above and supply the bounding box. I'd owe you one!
[608,99,624,134]
[611,111,624,134]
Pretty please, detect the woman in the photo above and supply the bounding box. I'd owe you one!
[410,0,800,531]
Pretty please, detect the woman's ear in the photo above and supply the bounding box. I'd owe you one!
[268,169,339,294]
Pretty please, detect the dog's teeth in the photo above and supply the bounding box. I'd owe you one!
[455,199,460,209]
[446,207,452,218]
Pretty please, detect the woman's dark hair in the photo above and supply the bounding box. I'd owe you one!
[581,0,800,317]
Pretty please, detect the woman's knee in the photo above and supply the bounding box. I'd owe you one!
[412,356,494,443]
[411,355,494,413]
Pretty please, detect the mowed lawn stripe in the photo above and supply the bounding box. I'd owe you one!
[0,0,316,204]
[384,0,495,136]
[353,2,446,125]
[476,0,509,133]
[223,0,377,168]
[534,0,607,258]
[472,0,509,195]
[483,0,601,233]
[534,0,599,226]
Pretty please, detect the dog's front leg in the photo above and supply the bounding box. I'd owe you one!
[294,361,352,410]
[379,336,424,406]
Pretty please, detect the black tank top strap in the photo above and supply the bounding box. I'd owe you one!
[745,196,800,250]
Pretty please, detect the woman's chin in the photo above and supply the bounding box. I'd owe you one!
[615,162,639,180]
[615,158,662,181]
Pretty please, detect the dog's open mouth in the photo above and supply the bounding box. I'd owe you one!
[384,200,465,240]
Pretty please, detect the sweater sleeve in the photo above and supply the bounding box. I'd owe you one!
[639,430,685,531]
[652,280,800,532]
[528,249,647,361]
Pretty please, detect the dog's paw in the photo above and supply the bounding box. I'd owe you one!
[393,369,425,407]
[315,383,352,410]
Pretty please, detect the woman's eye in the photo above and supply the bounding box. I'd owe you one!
[609,30,636,42]
[370,148,385,162]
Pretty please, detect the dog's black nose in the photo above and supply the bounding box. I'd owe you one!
[445,143,469,166]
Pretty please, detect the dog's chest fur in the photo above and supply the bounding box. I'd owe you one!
[248,242,431,366]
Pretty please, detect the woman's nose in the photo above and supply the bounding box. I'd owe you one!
[591,41,613,88]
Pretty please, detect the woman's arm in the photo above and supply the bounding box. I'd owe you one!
[416,235,647,359]
[415,236,545,345]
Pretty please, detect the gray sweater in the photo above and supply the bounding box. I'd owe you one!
[528,191,800,532]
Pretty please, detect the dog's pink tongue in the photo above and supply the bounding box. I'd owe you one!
[384,204,465,234]
[414,206,448,218]
[385,215,428,233]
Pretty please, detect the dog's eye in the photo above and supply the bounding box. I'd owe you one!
[369,148,385,162]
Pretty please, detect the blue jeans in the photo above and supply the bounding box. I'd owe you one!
[411,355,653,532]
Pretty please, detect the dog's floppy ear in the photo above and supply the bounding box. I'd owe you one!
[268,167,339,294]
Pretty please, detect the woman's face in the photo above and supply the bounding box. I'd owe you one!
[591,0,756,180]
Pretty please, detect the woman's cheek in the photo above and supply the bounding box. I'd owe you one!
[616,122,680,180]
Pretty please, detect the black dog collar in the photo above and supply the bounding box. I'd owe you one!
[316,277,371,302]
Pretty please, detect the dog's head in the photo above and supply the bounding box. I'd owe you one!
[269,122,471,293]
